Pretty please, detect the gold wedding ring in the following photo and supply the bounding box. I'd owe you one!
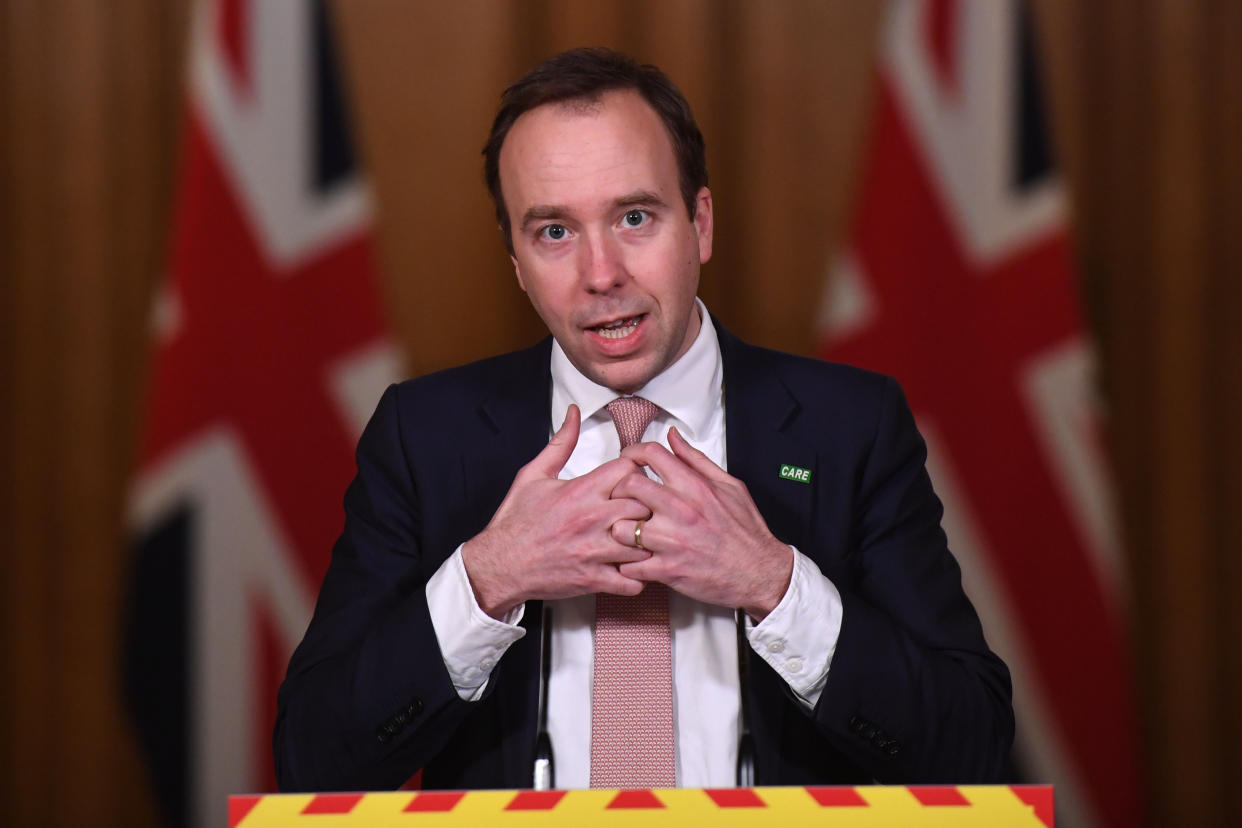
[634,520,645,550]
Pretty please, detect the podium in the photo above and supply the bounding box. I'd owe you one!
[230,785,1053,826]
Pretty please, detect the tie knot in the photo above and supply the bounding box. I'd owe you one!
[606,396,660,449]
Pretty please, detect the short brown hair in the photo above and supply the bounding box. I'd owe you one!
[482,47,708,253]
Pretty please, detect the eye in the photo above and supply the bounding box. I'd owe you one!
[539,224,568,241]
[622,209,649,228]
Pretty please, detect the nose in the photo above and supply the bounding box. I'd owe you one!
[578,231,628,294]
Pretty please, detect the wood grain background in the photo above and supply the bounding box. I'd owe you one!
[2,1,1240,825]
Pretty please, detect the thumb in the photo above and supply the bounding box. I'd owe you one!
[529,403,581,478]
[669,425,730,482]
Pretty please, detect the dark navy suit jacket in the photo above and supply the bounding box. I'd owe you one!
[274,320,1013,791]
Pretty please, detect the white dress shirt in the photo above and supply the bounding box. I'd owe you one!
[426,300,844,788]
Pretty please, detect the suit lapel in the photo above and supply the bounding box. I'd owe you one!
[470,339,553,521]
[464,338,552,785]
[717,322,818,552]
[715,321,821,783]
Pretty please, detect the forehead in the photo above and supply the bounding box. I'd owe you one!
[498,89,680,214]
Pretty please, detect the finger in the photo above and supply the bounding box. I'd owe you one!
[609,519,671,558]
[593,568,645,597]
[667,426,732,483]
[620,441,705,494]
[617,558,662,583]
[610,518,647,549]
[598,536,653,564]
[527,404,581,478]
[602,496,652,523]
[575,454,643,494]
[611,469,683,514]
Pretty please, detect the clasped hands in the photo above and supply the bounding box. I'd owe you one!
[462,405,793,622]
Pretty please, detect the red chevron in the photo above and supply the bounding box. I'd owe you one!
[403,791,466,812]
[908,786,970,806]
[805,787,869,807]
[705,788,766,808]
[227,796,260,827]
[504,790,567,811]
[301,794,363,814]
[607,790,665,809]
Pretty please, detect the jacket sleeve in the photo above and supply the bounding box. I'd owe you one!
[273,384,486,791]
[808,376,1014,782]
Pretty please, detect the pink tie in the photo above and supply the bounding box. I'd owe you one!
[590,396,676,789]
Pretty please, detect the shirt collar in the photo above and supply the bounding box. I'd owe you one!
[550,298,723,441]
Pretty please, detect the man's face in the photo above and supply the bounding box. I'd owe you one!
[498,89,713,394]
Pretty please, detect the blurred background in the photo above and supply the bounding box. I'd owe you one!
[2,0,1240,826]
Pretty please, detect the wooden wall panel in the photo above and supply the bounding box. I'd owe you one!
[1,0,186,824]
[334,0,541,379]
[1208,4,1242,822]
[698,1,879,353]
[1147,3,1215,821]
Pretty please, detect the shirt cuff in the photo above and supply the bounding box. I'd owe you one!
[426,545,526,701]
[747,546,843,708]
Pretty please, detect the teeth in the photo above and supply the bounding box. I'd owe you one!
[598,323,637,339]
[594,316,641,339]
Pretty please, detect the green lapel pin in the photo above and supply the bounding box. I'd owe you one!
[779,464,812,484]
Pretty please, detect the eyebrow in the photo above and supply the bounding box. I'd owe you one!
[519,204,570,231]
[612,190,669,211]
[518,190,672,232]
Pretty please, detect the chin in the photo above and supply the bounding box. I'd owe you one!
[593,363,655,395]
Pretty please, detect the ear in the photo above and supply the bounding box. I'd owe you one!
[505,225,528,291]
[693,187,714,264]
[511,256,528,292]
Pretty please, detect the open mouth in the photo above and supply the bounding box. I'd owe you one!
[590,314,644,340]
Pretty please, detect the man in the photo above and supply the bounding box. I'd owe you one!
[274,47,1012,792]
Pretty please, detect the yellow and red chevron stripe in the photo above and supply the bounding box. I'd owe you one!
[230,785,1052,826]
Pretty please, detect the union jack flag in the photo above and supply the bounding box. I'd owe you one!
[818,2,1143,825]
[123,2,400,825]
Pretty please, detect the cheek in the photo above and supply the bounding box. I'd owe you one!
[631,242,690,285]
[524,276,577,324]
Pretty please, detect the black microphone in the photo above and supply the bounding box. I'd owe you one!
[532,603,555,790]
[736,610,756,787]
